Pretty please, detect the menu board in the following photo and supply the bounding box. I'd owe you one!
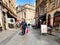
[41,25,47,33]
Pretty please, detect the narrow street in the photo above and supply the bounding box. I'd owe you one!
[0,0,60,45]
[0,26,60,45]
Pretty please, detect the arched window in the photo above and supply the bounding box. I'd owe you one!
[54,11,60,27]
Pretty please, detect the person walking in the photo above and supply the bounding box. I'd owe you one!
[20,18,27,35]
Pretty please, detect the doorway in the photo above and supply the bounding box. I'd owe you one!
[48,14,51,27]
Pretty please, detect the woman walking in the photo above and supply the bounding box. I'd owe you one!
[20,18,27,35]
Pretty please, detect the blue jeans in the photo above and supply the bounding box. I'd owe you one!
[22,28,25,35]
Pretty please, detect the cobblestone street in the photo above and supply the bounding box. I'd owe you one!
[0,27,60,45]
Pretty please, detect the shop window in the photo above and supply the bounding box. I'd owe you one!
[54,11,60,28]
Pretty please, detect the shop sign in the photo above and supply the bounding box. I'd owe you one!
[41,25,47,33]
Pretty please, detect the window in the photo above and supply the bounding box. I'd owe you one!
[37,8,39,15]
[9,0,11,3]
[17,7,20,11]
[6,2,8,6]
[50,3,53,9]
[41,8,44,15]
[44,7,47,14]
[57,0,60,6]
[40,8,43,15]
[39,7,40,13]
[50,0,54,3]
[24,12,26,18]
[50,0,55,10]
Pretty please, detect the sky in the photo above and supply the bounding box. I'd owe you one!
[16,0,35,6]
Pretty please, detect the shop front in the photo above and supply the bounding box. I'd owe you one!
[38,14,46,28]
[54,11,60,28]
[7,12,17,29]
[53,11,60,36]
[47,11,60,36]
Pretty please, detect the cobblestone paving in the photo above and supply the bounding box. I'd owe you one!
[0,27,60,45]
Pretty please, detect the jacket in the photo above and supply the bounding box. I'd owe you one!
[20,21,27,29]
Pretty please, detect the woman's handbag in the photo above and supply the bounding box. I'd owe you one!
[25,27,29,34]
[20,26,22,30]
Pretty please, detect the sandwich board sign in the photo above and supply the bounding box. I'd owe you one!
[41,25,47,33]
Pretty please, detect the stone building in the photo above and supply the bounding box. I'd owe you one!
[0,0,17,31]
[36,0,60,27]
[35,0,46,28]
[46,0,60,27]
[16,4,35,24]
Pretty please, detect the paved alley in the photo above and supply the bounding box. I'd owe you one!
[0,27,60,45]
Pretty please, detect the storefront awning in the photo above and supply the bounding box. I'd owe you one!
[38,13,46,21]
[9,12,17,20]
[2,3,17,20]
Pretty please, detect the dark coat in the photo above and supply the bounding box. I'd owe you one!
[20,21,27,29]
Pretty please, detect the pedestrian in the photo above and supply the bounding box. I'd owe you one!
[49,25,52,35]
[20,18,27,35]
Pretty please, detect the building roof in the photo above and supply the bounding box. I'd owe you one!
[16,4,35,13]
